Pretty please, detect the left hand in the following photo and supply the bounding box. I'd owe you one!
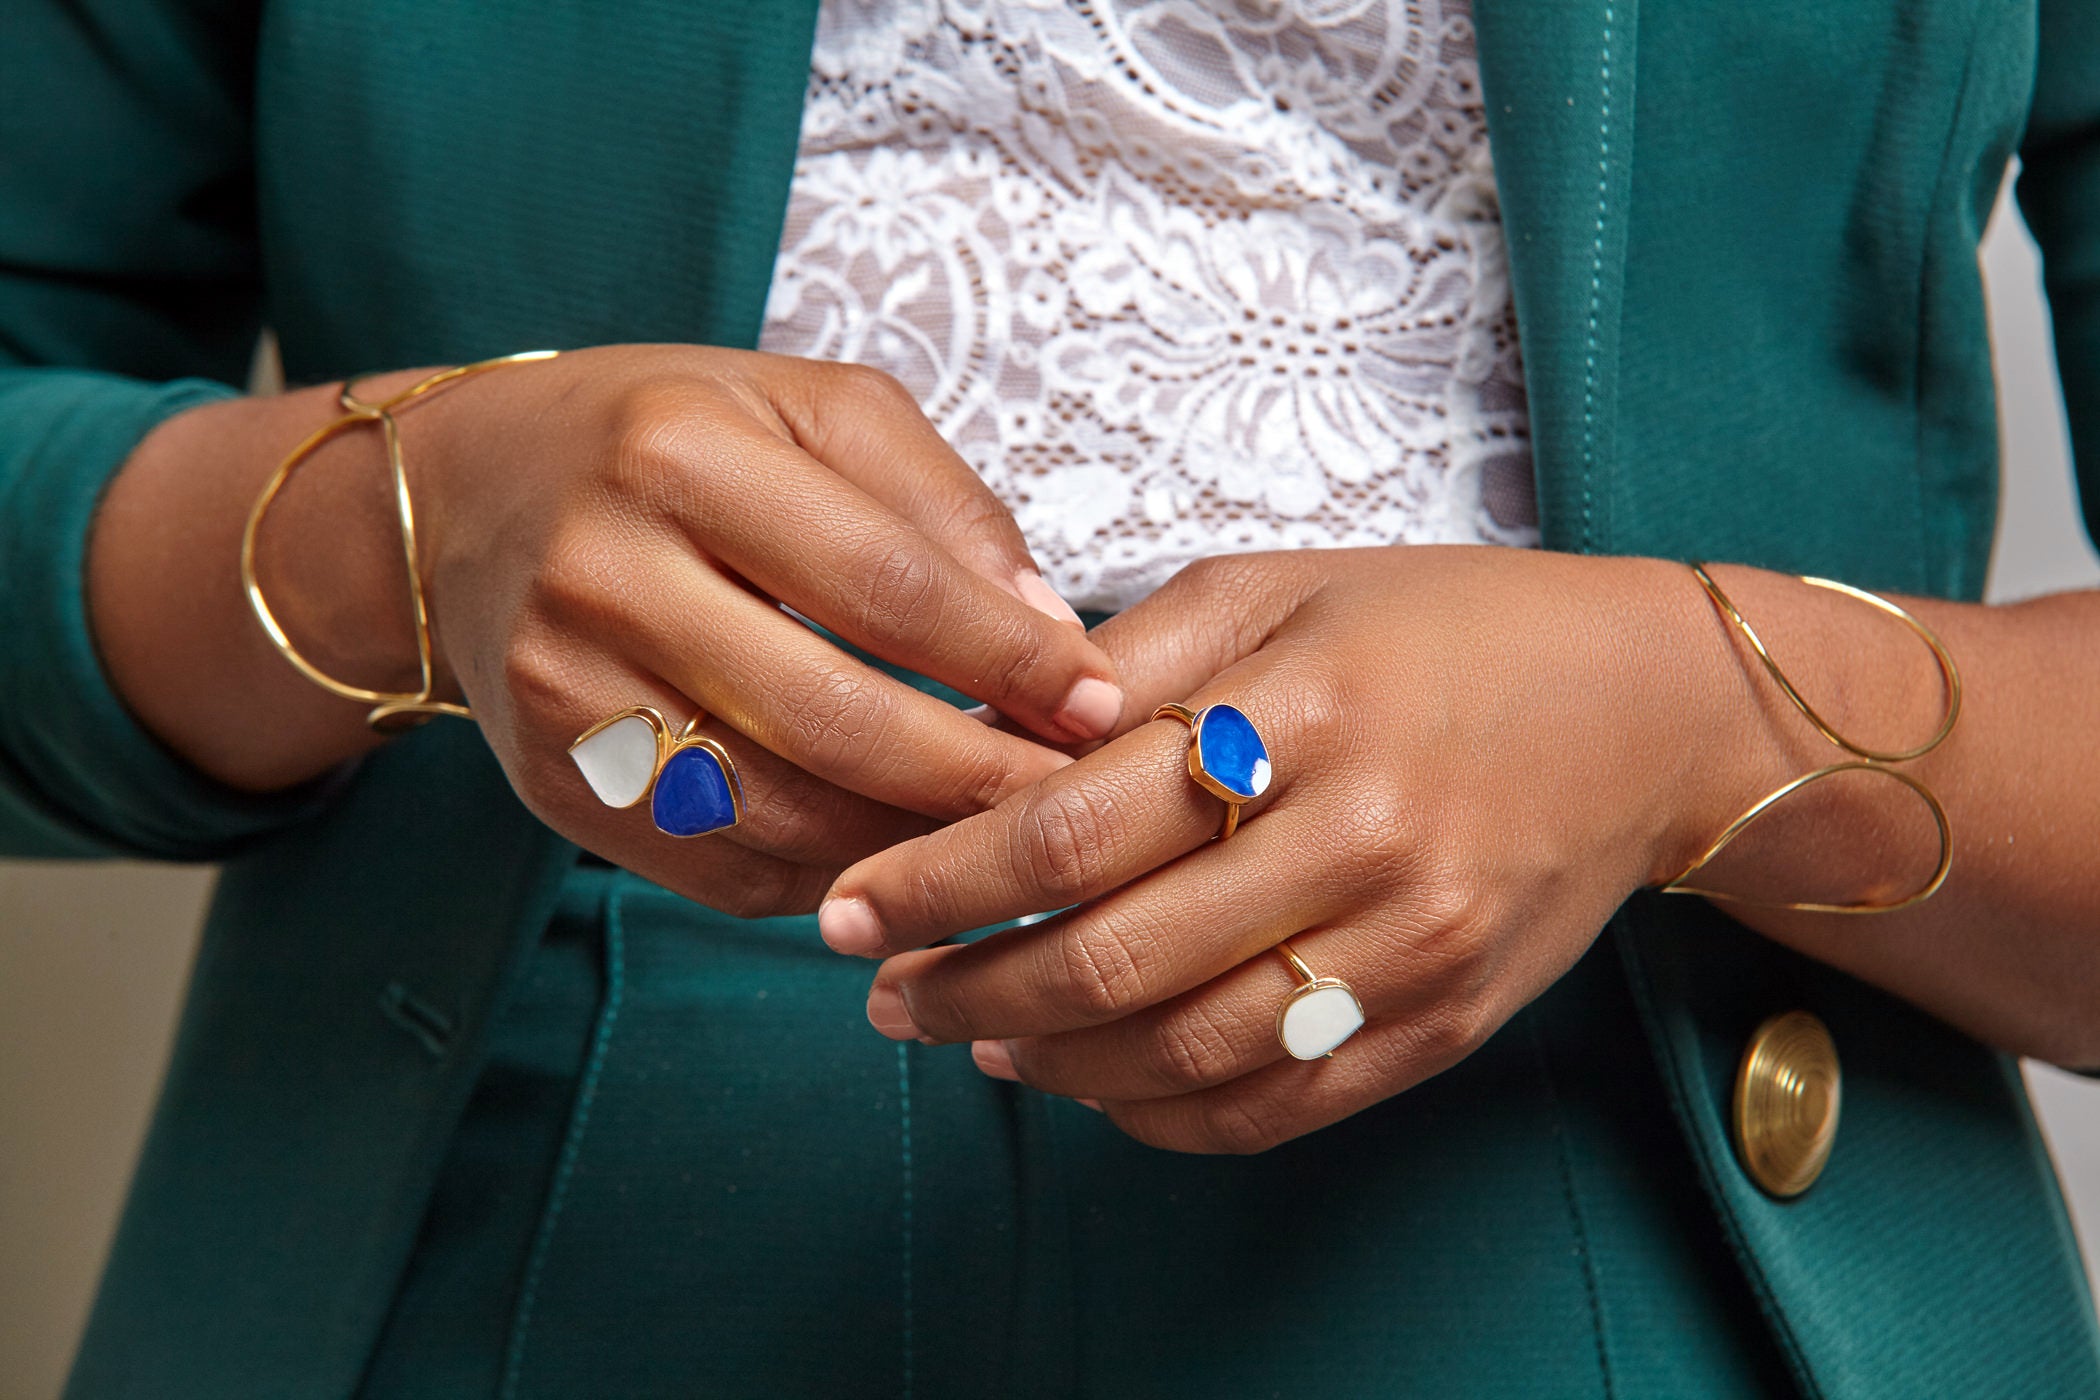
[816,546,1793,1153]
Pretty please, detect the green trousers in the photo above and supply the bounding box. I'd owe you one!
[358,863,1793,1398]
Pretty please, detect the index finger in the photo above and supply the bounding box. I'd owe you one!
[653,404,1124,743]
[770,360,1084,626]
[818,712,1270,957]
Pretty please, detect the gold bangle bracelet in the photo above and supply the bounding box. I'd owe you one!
[240,349,559,729]
[1686,563,1962,762]
[1657,563,1960,915]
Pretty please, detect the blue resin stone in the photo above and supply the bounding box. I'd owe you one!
[1195,704,1270,799]
[651,744,740,837]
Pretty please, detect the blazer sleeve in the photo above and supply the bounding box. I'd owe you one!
[2018,0,2100,550]
[0,0,329,859]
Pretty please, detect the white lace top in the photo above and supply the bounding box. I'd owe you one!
[756,0,1537,611]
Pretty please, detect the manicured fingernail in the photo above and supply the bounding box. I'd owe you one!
[960,703,998,725]
[1077,1098,1103,1113]
[972,1039,1019,1081]
[1055,677,1123,740]
[1016,571,1083,628]
[819,897,884,956]
[867,982,922,1041]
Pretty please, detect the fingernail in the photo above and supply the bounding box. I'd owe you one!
[972,1039,1019,1081]
[960,703,998,725]
[819,897,884,957]
[1077,1098,1104,1113]
[866,982,922,1041]
[1016,571,1084,628]
[1055,676,1124,740]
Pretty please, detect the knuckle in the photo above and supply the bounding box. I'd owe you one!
[852,537,946,643]
[1325,781,1420,892]
[974,613,1059,705]
[1054,919,1153,1021]
[498,628,571,719]
[742,774,836,860]
[1147,1001,1240,1092]
[898,973,969,1042]
[711,859,821,920]
[1281,661,1353,751]
[1407,881,1496,975]
[1417,987,1499,1064]
[891,857,967,939]
[830,361,917,411]
[1012,786,1119,904]
[603,380,702,508]
[1197,1095,1282,1156]
[1174,552,1248,592]
[772,665,893,775]
[530,523,623,628]
[937,488,1021,551]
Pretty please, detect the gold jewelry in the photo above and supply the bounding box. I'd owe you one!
[1684,564,1961,761]
[1273,941,1364,1060]
[1152,701,1271,840]
[241,350,559,729]
[568,705,745,837]
[1659,563,1959,914]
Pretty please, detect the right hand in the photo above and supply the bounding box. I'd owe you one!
[313,345,1124,915]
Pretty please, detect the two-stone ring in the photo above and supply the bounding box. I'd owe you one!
[1154,700,1364,1059]
[569,705,745,837]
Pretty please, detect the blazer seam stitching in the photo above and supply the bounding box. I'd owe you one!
[1578,0,1621,553]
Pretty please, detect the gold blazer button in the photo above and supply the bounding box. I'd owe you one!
[1732,1010,1841,1198]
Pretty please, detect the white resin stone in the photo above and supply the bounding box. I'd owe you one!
[1279,984,1365,1061]
[570,714,662,808]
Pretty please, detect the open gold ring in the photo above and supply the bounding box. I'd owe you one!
[568,706,745,837]
[1274,942,1365,1060]
[1152,701,1271,840]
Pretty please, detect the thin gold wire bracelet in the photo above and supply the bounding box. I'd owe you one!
[1656,563,1961,915]
[1659,760,1954,914]
[239,350,560,728]
[1687,563,1961,762]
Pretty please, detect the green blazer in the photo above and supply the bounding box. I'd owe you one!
[3,1,2096,1394]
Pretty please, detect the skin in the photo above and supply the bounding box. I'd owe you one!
[90,345,1125,914]
[89,347,2098,1154]
[823,547,2100,1154]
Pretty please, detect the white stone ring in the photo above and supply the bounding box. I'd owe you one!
[568,705,745,838]
[1274,941,1366,1061]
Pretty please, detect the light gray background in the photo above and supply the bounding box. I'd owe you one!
[2,188,2097,1400]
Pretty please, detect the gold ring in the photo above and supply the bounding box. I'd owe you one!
[568,705,744,837]
[1274,941,1365,1060]
[1152,701,1271,840]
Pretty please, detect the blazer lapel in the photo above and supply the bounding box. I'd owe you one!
[1473,0,1642,557]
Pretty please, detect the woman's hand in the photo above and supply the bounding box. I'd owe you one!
[815,547,1960,1152]
[93,345,1124,914]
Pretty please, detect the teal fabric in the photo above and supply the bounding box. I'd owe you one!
[2021,0,2100,546]
[0,372,333,858]
[362,869,1796,1400]
[0,0,2091,1396]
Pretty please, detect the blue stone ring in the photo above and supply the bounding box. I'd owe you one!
[1153,701,1271,841]
[568,705,745,838]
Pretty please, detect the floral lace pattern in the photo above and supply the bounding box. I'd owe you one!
[757,0,1537,610]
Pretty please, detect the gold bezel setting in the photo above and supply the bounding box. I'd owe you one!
[567,706,744,835]
[1153,701,1270,840]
